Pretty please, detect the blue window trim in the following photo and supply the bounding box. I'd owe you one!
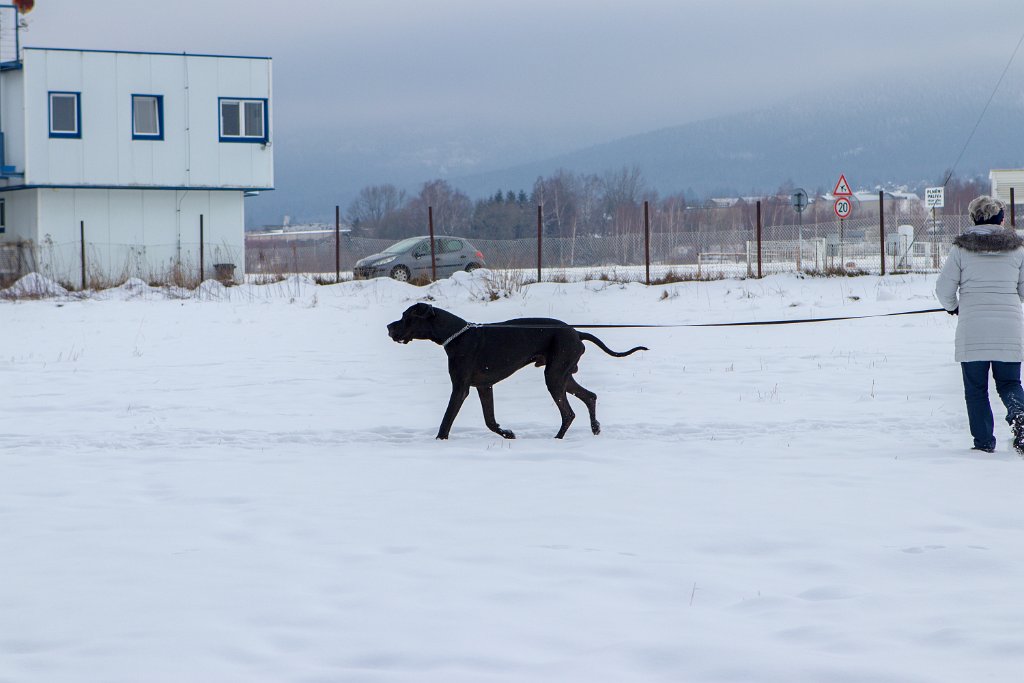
[218,97,269,144]
[48,91,81,139]
[131,94,164,140]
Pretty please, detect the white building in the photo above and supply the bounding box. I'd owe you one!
[989,170,1024,206]
[0,40,273,285]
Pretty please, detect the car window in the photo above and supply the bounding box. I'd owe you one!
[442,238,463,254]
[384,237,424,254]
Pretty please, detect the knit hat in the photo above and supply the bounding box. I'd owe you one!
[969,195,1006,225]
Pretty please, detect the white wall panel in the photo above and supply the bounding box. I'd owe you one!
[30,188,244,284]
[21,49,273,190]
[0,189,38,242]
[1,69,26,174]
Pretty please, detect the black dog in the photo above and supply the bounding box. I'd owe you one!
[387,303,647,439]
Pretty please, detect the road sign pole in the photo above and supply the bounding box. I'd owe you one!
[792,188,807,273]
[840,218,844,268]
[879,190,885,276]
[797,211,803,272]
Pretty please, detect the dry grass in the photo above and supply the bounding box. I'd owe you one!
[581,268,729,284]
[800,265,870,277]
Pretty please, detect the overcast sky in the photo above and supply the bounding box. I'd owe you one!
[20,0,1024,147]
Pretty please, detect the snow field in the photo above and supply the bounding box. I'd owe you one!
[2,271,1023,682]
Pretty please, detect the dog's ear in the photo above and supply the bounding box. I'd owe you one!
[409,302,435,318]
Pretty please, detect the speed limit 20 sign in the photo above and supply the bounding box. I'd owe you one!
[834,197,853,219]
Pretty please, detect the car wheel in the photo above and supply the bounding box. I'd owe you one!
[390,265,411,282]
[465,263,481,272]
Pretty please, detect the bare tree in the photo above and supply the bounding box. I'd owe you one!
[405,179,473,236]
[346,184,406,236]
[532,169,578,238]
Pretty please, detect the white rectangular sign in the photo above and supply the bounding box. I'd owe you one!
[925,187,945,209]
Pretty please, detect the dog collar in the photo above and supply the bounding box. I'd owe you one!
[442,323,479,348]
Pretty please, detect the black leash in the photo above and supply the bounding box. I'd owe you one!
[571,307,946,328]
[472,307,946,330]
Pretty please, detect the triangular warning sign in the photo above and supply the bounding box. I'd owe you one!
[833,174,852,197]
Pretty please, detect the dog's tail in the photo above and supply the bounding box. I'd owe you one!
[579,332,648,357]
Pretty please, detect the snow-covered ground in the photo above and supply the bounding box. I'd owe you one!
[3,270,1023,683]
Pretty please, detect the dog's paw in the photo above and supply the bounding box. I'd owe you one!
[591,421,601,435]
[435,434,449,440]
[500,429,516,440]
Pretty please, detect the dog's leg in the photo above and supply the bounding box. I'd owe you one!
[477,386,515,439]
[437,381,471,440]
[545,366,576,439]
[566,377,600,435]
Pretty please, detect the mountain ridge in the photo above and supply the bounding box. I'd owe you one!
[246,82,1024,226]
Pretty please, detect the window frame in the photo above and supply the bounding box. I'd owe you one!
[48,91,82,139]
[218,97,269,143]
[131,94,164,141]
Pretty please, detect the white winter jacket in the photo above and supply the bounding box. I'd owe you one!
[935,228,1024,362]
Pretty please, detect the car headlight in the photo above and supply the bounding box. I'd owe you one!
[372,256,398,266]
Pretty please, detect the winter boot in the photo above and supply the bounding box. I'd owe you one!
[1013,414,1024,456]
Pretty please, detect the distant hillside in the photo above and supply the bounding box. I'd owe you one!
[452,85,1024,199]
[247,82,1024,227]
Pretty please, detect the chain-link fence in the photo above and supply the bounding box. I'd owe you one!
[245,214,977,282]
[0,213,982,289]
[0,240,243,289]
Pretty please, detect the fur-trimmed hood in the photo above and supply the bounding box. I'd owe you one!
[953,230,1024,253]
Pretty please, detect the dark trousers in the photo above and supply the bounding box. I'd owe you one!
[961,361,1024,449]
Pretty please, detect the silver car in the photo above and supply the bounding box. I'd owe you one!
[354,236,486,282]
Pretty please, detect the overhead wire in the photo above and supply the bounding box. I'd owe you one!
[942,27,1024,188]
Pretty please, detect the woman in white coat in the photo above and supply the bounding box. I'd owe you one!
[936,195,1024,454]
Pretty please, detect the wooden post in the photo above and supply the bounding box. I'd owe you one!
[199,214,205,283]
[644,200,651,285]
[80,220,86,290]
[879,190,885,276]
[537,205,543,283]
[756,200,762,279]
[335,205,341,282]
[428,206,437,281]
[1012,187,1016,228]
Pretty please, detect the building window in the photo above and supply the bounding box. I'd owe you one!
[49,91,81,138]
[132,94,164,140]
[219,98,268,143]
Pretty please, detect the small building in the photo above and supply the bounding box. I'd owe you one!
[0,20,273,285]
[989,170,1024,206]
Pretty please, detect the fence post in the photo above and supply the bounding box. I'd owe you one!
[199,214,205,283]
[428,205,437,281]
[80,220,86,290]
[879,190,885,276]
[644,200,651,285]
[756,200,762,279]
[537,205,543,283]
[335,205,341,283]
[1012,187,1016,228]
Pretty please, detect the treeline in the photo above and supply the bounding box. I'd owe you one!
[345,167,989,240]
